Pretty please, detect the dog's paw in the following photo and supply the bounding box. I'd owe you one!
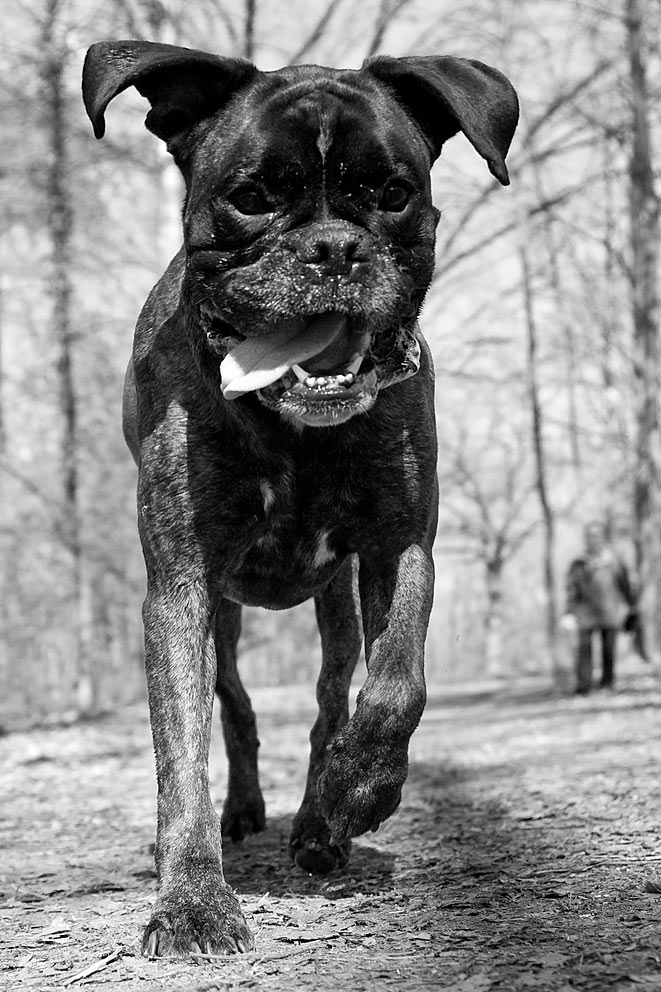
[318,730,408,842]
[288,807,351,875]
[142,883,254,957]
[221,792,266,842]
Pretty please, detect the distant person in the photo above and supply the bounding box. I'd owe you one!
[563,522,637,694]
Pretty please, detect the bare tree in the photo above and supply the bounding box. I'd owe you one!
[626,0,661,657]
[440,417,538,675]
[288,0,345,64]
[519,241,561,683]
[0,270,6,459]
[41,0,95,712]
[365,0,415,56]
[5,0,660,725]
[244,0,256,58]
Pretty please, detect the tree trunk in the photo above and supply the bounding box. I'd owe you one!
[42,1,95,713]
[484,557,505,677]
[0,267,7,698]
[520,244,562,686]
[626,0,661,659]
[0,269,6,459]
[244,0,256,59]
[536,200,582,477]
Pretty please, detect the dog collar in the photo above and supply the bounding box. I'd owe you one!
[377,323,422,389]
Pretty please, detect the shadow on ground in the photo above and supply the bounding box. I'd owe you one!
[221,814,397,900]
[2,681,661,990]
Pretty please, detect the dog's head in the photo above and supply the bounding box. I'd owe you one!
[83,42,518,427]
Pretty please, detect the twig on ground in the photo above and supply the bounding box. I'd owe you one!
[253,945,323,964]
[518,855,661,878]
[60,949,121,987]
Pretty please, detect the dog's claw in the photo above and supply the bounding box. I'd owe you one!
[294,843,351,875]
[289,813,352,875]
[144,930,160,958]
[142,882,253,958]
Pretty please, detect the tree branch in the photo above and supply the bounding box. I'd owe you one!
[288,0,345,64]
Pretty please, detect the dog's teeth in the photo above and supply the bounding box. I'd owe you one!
[302,370,357,389]
[347,356,363,376]
[292,364,309,381]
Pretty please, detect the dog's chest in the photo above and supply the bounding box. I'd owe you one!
[251,470,340,563]
[217,465,352,607]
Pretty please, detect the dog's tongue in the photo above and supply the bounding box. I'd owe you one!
[220,314,346,400]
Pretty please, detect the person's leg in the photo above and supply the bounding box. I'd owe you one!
[600,628,616,688]
[576,629,594,694]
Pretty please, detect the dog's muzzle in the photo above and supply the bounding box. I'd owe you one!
[206,314,421,427]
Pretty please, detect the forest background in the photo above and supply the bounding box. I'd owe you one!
[1,0,659,728]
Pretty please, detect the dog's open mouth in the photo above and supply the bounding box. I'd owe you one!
[213,312,420,427]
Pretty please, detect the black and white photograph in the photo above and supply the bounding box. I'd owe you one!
[1,1,660,989]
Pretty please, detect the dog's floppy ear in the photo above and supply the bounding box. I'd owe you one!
[363,55,518,185]
[82,40,257,143]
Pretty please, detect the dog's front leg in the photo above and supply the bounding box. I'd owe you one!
[318,543,433,842]
[141,580,254,957]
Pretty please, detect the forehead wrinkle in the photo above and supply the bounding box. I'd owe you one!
[264,74,363,109]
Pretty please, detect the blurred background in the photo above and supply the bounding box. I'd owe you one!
[1,0,659,728]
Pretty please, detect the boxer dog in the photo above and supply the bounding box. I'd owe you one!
[82,40,517,957]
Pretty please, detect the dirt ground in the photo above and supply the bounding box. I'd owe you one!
[2,657,661,992]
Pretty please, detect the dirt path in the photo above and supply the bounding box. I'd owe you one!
[2,664,661,991]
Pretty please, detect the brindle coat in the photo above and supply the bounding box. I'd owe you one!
[82,41,518,956]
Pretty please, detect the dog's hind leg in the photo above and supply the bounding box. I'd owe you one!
[215,598,266,841]
[289,556,363,874]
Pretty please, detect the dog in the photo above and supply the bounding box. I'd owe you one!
[82,40,518,957]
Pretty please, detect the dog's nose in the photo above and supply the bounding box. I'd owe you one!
[297,225,369,276]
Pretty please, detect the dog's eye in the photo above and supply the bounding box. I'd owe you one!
[379,183,410,212]
[228,186,272,215]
